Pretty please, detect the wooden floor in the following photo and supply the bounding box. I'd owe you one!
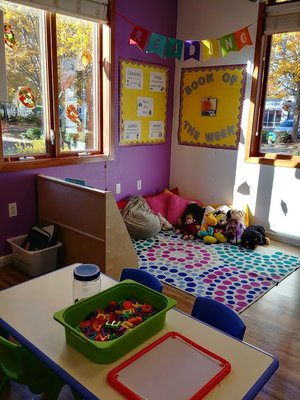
[1,239,300,399]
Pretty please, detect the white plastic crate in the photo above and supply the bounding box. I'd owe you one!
[7,235,62,277]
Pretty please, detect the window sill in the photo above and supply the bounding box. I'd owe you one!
[245,154,300,169]
[0,153,110,172]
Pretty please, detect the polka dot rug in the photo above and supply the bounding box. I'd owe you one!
[133,231,300,313]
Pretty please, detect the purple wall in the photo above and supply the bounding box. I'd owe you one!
[0,0,177,257]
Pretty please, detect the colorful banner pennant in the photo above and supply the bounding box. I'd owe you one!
[165,38,183,59]
[201,39,220,61]
[122,12,254,62]
[146,33,167,57]
[184,40,200,61]
[234,27,253,50]
[219,33,238,57]
[129,25,149,50]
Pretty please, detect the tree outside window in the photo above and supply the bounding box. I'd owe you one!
[247,1,300,167]
[0,0,107,169]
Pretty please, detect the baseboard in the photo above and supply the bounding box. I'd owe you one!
[0,254,13,267]
[266,231,300,248]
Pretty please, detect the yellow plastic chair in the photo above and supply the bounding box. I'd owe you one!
[0,334,81,399]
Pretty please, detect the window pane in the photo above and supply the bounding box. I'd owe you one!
[260,32,300,156]
[0,1,48,157]
[56,14,98,153]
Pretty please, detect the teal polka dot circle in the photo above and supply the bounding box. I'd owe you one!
[134,231,299,313]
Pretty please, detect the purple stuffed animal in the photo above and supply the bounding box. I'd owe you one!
[225,209,245,244]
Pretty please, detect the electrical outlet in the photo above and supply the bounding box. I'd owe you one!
[116,183,121,194]
[8,202,17,217]
[137,180,142,190]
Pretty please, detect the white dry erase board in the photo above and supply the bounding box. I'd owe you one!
[107,331,231,400]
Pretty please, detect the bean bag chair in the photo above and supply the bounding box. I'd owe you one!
[122,195,161,240]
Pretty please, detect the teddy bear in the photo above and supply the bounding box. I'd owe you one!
[240,225,270,250]
[225,209,245,244]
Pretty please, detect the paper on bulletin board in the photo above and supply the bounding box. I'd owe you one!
[119,58,168,145]
[178,64,246,150]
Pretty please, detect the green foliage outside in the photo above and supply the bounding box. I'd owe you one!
[1,2,94,156]
[267,32,300,143]
[22,127,42,140]
[15,139,45,154]
[263,129,293,145]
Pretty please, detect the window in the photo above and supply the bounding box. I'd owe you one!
[246,0,300,168]
[0,0,110,171]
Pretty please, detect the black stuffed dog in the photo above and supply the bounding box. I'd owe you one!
[240,225,270,250]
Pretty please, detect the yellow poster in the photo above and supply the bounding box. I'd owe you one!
[178,65,246,149]
[119,58,169,145]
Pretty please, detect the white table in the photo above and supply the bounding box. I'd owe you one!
[0,264,279,399]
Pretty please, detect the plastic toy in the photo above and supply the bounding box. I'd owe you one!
[77,298,158,342]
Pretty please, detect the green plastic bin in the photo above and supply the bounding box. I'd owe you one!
[53,280,177,364]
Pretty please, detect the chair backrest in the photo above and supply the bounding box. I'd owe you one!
[120,268,163,292]
[191,296,246,340]
[0,335,64,398]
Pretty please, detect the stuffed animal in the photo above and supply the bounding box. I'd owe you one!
[178,203,205,227]
[176,203,205,240]
[240,225,270,250]
[176,213,201,240]
[225,209,245,244]
[197,212,218,244]
[213,210,228,243]
[157,213,173,231]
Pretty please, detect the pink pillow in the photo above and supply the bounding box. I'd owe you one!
[145,193,171,218]
[167,194,197,226]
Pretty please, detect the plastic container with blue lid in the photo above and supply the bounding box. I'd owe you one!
[73,264,101,303]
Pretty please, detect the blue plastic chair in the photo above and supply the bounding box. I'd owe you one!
[120,268,163,292]
[191,296,246,340]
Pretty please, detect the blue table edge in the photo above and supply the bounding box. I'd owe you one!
[0,311,279,400]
